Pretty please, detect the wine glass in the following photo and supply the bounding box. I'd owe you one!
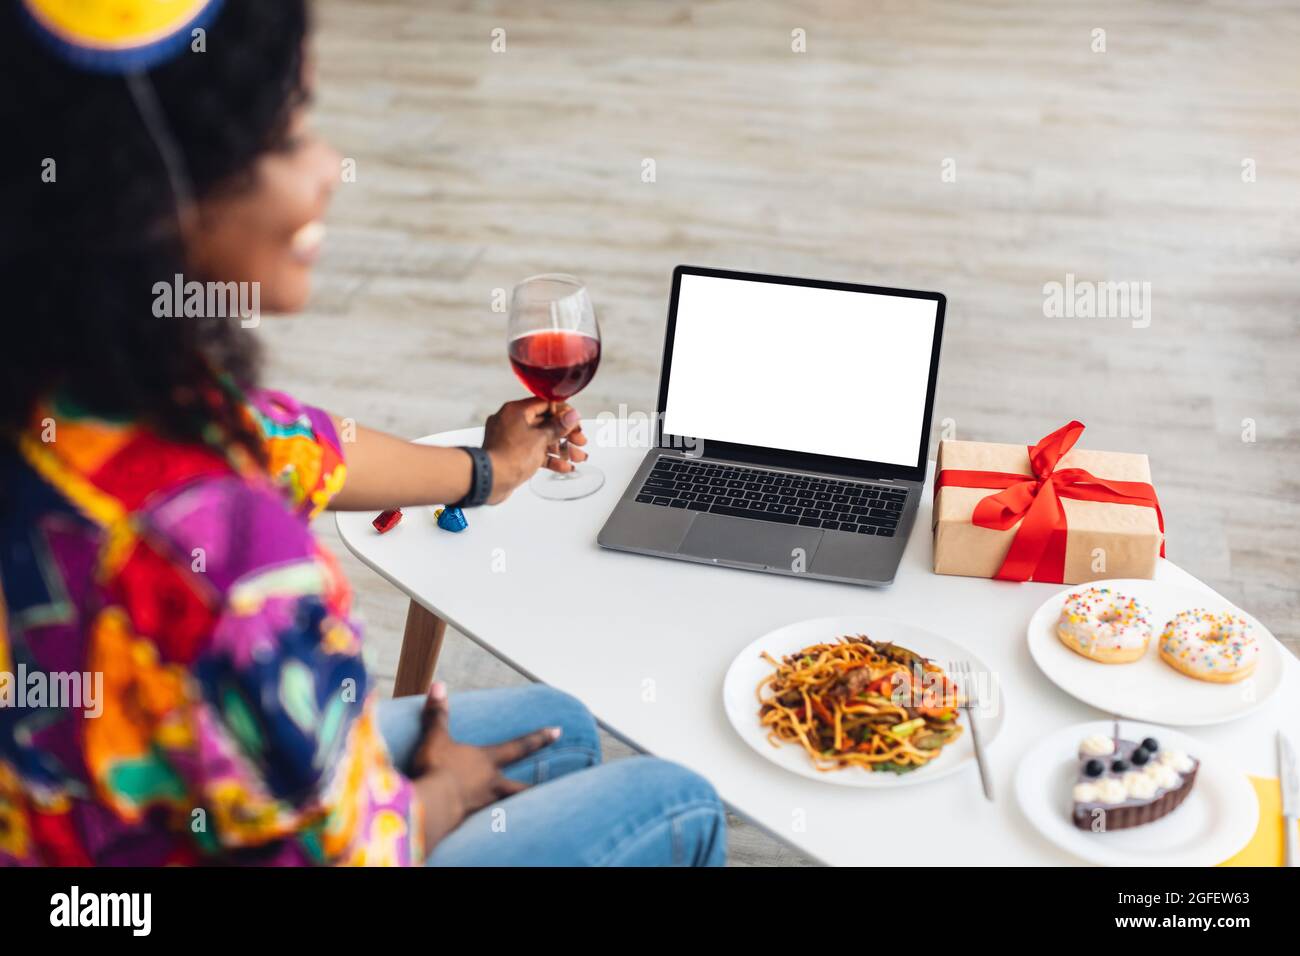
[507,274,604,500]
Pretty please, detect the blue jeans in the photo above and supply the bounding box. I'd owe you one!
[377,685,727,866]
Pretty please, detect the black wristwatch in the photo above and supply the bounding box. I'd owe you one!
[450,446,494,508]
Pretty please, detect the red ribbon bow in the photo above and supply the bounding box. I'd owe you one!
[935,420,1165,582]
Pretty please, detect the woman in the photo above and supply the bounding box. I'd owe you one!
[0,0,725,866]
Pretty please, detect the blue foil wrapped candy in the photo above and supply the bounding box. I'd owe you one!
[434,506,468,533]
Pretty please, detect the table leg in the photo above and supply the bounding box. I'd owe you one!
[393,600,447,697]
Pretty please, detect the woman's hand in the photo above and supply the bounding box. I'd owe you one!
[483,398,588,503]
[410,682,558,847]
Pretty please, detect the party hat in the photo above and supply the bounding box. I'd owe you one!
[20,0,225,73]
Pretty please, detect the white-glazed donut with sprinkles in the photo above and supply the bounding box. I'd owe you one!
[1055,587,1153,664]
[1159,609,1259,684]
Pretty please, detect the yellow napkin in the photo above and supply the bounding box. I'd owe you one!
[1219,776,1296,866]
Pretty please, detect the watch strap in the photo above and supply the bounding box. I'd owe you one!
[451,446,493,508]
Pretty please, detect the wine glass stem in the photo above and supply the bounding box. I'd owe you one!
[550,401,570,467]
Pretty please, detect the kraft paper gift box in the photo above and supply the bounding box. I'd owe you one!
[932,421,1164,584]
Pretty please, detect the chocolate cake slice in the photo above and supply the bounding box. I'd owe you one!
[1070,733,1199,832]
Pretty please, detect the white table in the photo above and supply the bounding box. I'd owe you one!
[337,423,1299,866]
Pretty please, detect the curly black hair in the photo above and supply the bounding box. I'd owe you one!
[0,0,311,458]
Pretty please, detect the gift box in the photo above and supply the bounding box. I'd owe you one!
[933,421,1164,584]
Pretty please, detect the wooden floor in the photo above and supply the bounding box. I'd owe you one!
[260,0,1300,865]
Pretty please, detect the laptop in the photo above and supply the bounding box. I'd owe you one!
[597,265,945,586]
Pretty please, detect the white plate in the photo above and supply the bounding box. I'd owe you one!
[722,615,1004,788]
[1014,720,1258,866]
[1027,579,1282,726]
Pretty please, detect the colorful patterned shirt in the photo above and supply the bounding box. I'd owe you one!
[0,390,423,865]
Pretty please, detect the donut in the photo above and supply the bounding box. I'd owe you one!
[1158,609,1259,683]
[1055,587,1153,664]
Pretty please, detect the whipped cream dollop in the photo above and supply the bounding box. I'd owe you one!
[1145,762,1180,789]
[1080,734,1116,757]
[1159,750,1195,773]
[1096,777,1127,804]
[1073,782,1101,803]
[1123,771,1159,799]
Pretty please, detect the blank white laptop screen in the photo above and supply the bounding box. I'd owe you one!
[661,274,939,466]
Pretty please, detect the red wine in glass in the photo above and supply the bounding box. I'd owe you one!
[505,274,604,500]
[508,329,601,402]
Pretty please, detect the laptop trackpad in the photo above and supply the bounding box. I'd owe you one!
[678,515,823,570]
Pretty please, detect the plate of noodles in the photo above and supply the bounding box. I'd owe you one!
[723,616,1005,787]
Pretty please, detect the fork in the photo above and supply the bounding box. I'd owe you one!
[952,660,994,801]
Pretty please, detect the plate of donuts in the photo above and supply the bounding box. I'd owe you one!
[1026,579,1283,726]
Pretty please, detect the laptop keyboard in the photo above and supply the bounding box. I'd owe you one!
[634,456,908,535]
